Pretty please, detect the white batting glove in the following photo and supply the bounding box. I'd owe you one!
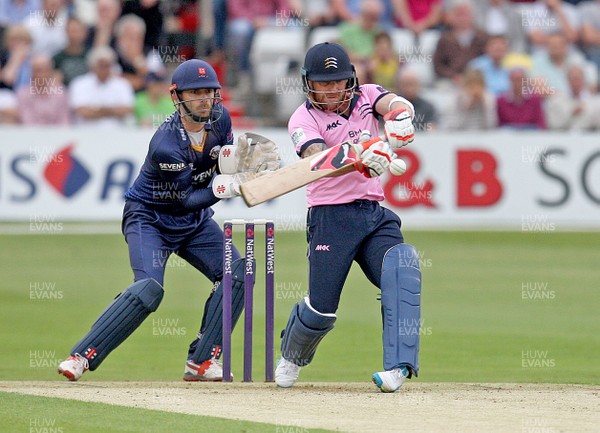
[383,108,415,148]
[355,139,394,178]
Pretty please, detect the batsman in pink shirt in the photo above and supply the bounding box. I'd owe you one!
[275,42,422,392]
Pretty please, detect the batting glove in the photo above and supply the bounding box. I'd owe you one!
[354,139,394,178]
[383,108,415,148]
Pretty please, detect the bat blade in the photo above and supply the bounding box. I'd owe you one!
[240,141,360,207]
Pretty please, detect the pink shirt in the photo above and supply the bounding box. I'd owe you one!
[16,87,70,125]
[288,84,390,207]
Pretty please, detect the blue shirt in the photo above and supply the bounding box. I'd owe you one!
[469,55,510,97]
[125,109,234,213]
[0,0,41,25]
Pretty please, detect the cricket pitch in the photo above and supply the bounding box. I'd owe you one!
[1,381,598,432]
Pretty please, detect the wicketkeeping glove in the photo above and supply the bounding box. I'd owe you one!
[383,108,415,148]
[212,172,264,199]
[354,139,394,178]
[218,133,281,175]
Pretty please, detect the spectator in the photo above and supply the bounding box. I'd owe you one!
[0,87,18,123]
[25,0,67,56]
[69,45,134,127]
[544,64,600,130]
[16,53,69,124]
[301,0,342,27]
[114,14,163,92]
[0,0,41,28]
[444,68,497,129]
[211,0,227,58]
[331,0,360,22]
[530,31,595,95]
[497,67,546,129]
[0,24,32,90]
[332,0,394,27]
[86,0,121,49]
[162,0,199,62]
[580,0,600,70]
[338,0,384,62]
[473,0,527,52]
[433,0,487,82]
[392,0,443,35]
[397,66,438,131]
[370,31,399,90]
[523,0,580,50]
[72,0,96,27]
[133,71,174,127]
[226,0,293,92]
[52,16,89,86]
[122,0,164,50]
[469,34,511,96]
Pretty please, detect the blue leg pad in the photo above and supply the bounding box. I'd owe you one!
[381,244,422,376]
[280,297,336,367]
[189,258,250,363]
[71,278,163,370]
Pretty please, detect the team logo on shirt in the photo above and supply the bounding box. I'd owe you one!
[291,127,307,146]
[209,146,221,160]
[324,57,338,69]
[326,119,342,131]
[159,162,187,171]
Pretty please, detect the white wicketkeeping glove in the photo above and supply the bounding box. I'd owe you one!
[218,133,281,175]
[212,173,246,199]
[237,132,281,172]
[212,172,272,199]
[383,108,415,148]
[355,138,394,178]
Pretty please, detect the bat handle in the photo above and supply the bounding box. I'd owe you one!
[352,136,386,156]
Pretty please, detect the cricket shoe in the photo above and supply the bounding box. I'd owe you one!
[275,358,302,388]
[371,366,408,393]
[183,358,232,382]
[57,353,89,381]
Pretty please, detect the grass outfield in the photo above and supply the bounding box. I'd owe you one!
[1,230,599,386]
[0,391,336,433]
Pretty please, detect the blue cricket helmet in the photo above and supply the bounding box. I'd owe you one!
[301,42,357,113]
[170,59,221,92]
[169,59,223,125]
[301,42,355,82]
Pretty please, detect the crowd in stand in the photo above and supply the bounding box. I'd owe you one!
[0,0,599,131]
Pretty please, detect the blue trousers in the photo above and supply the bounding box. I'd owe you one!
[122,200,241,285]
[306,200,404,314]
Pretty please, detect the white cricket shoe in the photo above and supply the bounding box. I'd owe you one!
[183,358,232,382]
[371,366,408,393]
[275,358,301,388]
[57,353,89,381]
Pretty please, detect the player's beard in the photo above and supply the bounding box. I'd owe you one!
[311,90,352,114]
[179,101,212,125]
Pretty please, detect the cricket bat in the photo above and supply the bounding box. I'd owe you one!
[240,137,404,207]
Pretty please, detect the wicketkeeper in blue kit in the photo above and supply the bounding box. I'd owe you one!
[275,42,422,392]
[57,59,279,382]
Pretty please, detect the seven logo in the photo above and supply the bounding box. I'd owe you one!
[43,144,90,198]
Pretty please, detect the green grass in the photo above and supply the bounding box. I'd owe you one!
[0,391,335,433]
[1,230,599,385]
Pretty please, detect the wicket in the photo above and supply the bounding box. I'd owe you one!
[222,219,275,382]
